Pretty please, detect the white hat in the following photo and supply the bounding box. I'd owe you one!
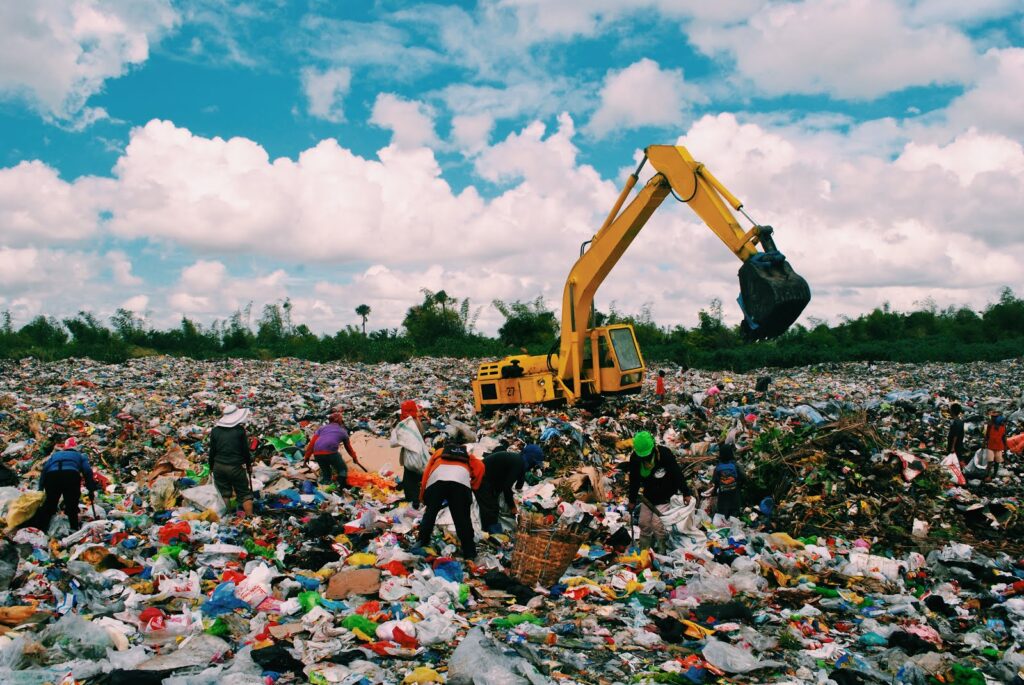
[217,404,251,428]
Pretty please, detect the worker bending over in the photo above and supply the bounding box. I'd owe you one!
[305,410,361,487]
[27,437,98,532]
[628,431,691,553]
[477,444,544,533]
[417,437,484,560]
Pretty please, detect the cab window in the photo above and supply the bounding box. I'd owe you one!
[609,328,642,371]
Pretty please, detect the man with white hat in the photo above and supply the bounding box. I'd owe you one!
[209,404,254,517]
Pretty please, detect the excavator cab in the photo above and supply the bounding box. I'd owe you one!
[735,226,811,341]
[579,325,645,397]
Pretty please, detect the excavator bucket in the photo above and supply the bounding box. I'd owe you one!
[738,252,811,341]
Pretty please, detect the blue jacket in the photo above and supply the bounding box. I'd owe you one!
[40,449,98,491]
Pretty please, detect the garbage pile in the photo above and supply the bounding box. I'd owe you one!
[0,355,1022,684]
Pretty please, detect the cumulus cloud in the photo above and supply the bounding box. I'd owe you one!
[587,59,703,138]
[3,104,1023,332]
[107,250,142,286]
[370,94,440,149]
[0,161,108,245]
[301,66,352,122]
[167,260,289,320]
[0,0,177,124]
[943,48,1024,139]
[689,0,980,99]
[120,294,149,313]
[451,113,495,154]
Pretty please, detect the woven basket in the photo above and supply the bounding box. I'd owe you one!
[509,512,587,587]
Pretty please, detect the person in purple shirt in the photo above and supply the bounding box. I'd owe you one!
[304,410,362,486]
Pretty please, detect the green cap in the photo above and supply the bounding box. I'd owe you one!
[633,431,654,458]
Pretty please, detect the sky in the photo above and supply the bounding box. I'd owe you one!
[1,0,1023,336]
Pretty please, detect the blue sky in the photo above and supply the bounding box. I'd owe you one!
[1,0,1023,334]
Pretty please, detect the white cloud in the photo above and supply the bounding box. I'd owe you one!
[690,0,980,99]
[0,161,108,245]
[587,59,703,138]
[108,250,142,286]
[4,99,1024,333]
[301,66,352,122]
[0,0,178,124]
[499,0,764,42]
[896,128,1024,185]
[370,94,440,149]
[944,48,1024,139]
[908,0,1022,25]
[120,294,149,313]
[180,260,227,291]
[451,114,495,153]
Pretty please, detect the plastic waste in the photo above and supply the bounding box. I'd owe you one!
[701,638,785,673]
[448,627,552,685]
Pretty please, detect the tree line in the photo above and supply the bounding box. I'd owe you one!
[1,287,1021,371]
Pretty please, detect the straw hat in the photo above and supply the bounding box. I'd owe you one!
[217,404,251,428]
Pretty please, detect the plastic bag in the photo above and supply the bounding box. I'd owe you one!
[39,613,113,660]
[158,521,191,545]
[702,638,785,673]
[448,627,551,685]
[149,477,177,511]
[236,564,273,607]
[940,455,966,485]
[181,484,227,516]
[203,582,250,616]
[0,541,18,592]
[5,491,44,531]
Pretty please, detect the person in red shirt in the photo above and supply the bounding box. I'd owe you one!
[416,437,484,560]
[655,370,666,401]
[984,412,1010,481]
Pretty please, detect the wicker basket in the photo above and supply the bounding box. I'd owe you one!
[509,512,587,587]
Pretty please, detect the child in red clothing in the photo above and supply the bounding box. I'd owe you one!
[655,370,666,400]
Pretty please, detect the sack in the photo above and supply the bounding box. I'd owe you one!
[390,417,429,473]
[5,491,45,531]
[180,484,226,516]
[940,454,966,485]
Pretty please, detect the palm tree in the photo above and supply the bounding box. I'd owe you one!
[434,290,450,314]
[355,304,371,335]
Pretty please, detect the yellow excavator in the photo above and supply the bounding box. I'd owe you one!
[472,145,811,412]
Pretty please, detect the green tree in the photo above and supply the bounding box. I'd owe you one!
[403,289,467,345]
[111,308,146,345]
[355,304,371,335]
[493,297,558,349]
[257,302,286,347]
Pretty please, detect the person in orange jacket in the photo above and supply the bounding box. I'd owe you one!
[415,437,484,560]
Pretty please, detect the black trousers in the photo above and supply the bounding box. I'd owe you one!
[417,480,476,559]
[716,491,742,518]
[402,469,423,507]
[476,479,501,531]
[30,471,83,531]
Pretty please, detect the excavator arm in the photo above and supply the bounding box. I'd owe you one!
[557,145,810,395]
[471,144,809,412]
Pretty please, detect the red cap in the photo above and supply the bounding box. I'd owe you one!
[62,437,78,449]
